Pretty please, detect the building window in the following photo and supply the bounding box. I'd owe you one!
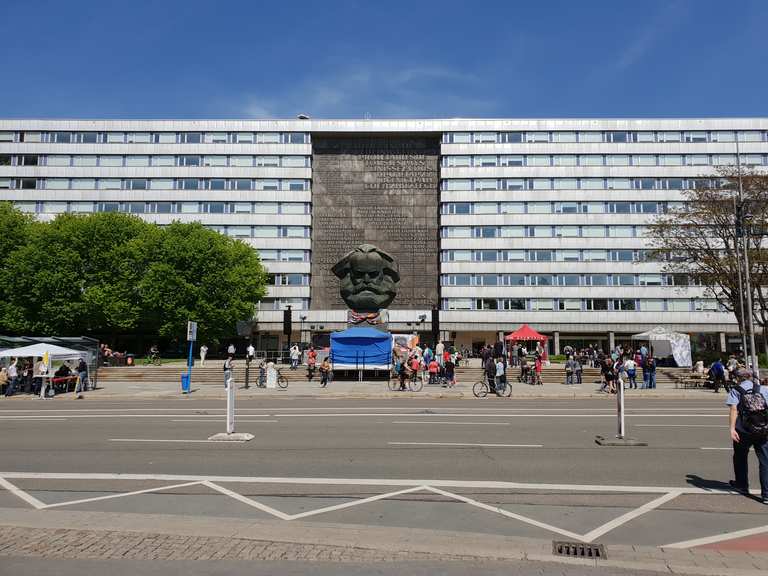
[558,299,582,311]
[585,299,608,311]
[127,133,151,144]
[613,299,636,311]
[178,155,201,167]
[181,132,202,144]
[530,299,554,311]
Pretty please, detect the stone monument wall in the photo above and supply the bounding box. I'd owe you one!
[311,134,441,310]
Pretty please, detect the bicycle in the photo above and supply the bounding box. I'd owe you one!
[143,353,161,366]
[473,377,512,398]
[275,368,288,389]
[387,372,423,392]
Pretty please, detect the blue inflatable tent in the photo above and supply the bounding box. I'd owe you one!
[329,327,392,369]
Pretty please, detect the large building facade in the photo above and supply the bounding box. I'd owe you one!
[2,118,766,353]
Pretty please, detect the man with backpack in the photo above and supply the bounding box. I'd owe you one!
[726,369,768,504]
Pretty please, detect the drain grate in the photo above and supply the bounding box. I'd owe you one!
[552,541,607,560]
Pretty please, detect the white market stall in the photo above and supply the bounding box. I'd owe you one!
[0,343,89,396]
[631,327,692,368]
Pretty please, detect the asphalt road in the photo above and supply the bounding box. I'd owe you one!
[1,396,765,551]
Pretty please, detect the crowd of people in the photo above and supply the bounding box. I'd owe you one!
[393,341,459,391]
[1,356,90,399]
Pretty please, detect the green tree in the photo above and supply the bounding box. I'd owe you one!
[138,221,267,345]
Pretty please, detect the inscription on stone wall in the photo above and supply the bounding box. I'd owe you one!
[311,135,441,310]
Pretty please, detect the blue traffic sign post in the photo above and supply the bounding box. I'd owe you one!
[183,321,197,394]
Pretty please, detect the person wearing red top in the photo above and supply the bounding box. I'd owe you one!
[428,359,439,385]
[409,356,420,384]
[534,355,543,386]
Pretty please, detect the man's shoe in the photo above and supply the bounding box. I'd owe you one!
[729,480,749,495]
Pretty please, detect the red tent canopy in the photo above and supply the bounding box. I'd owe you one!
[505,324,547,342]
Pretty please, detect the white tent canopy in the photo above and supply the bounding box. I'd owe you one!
[631,327,692,367]
[0,343,87,360]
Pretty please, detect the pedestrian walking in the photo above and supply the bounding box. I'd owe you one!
[4,358,18,397]
[289,344,300,370]
[565,356,576,385]
[534,355,543,386]
[435,341,445,368]
[257,359,266,387]
[710,358,726,393]
[624,356,637,389]
[223,355,234,388]
[443,357,455,388]
[726,369,768,504]
[319,358,332,388]
[645,355,657,389]
[575,356,583,384]
[74,357,88,398]
[306,348,317,381]
[199,344,208,367]
[495,356,506,395]
[428,358,439,385]
[246,343,255,365]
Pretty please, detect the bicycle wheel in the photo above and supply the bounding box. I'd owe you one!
[472,380,488,398]
[387,378,400,392]
[501,381,512,397]
[277,375,288,389]
[153,357,162,366]
[409,378,423,392]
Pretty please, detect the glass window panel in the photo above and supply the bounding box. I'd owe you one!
[474,179,498,190]
[253,203,278,214]
[256,132,280,144]
[151,179,173,189]
[98,179,121,190]
[208,179,226,190]
[583,202,605,213]
[99,155,122,167]
[611,250,635,261]
[445,155,471,167]
[738,131,762,142]
[446,227,471,238]
[502,250,525,261]
[105,132,124,143]
[283,226,306,237]
[531,178,551,189]
[472,203,495,214]
[499,202,524,214]
[125,155,150,167]
[606,155,630,166]
[634,154,656,166]
[71,178,95,189]
[448,299,473,310]
[182,132,202,144]
[555,202,579,213]
[686,154,709,166]
[581,178,604,189]
[46,155,71,166]
[503,274,526,286]
[0,132,15,142]
[180,202,198,213]
[98,202,120,212]
[607,178,630,189]
[658,131,681,142]
[42,202,67,213]
[125,202,146,214]
[613,299,636,311]
[615,274,635,286]
[72,155,97,167]
[558,250,580,262]
[502,178,524,190]
[70,202,94,212]
[527,155,550,166]
[633,131,655,143]
[582,225,605,237]
[285,180,307,191]
[713,154,737,166]
[557,226,579,237]
[230,156,253,167]
[474,155,498,167]
[280,250,306,261]
[583,249,607,261]
[227,226,252,237]
[531,298,554,311]
[255,179,279,191]
[711,131,735,142]
[610,226,634,237]
[203,155,226,167]
[476,298,499,310]
[234,179,251,190]
[553,131,577,143]
[473,132,497,143]
[641,299,665,311]
[500,226,524,237]
[586,299,609,311]
[206,202,226,213]
[254,156,280,167]
[659,155,683,166]
[526,132,549,143]
[527,202,551,214]
[559,299,582,311]
[449,132,471,143]
[587,274,609,286]
[476,250,498,261]
[580,155,604,166]
[559,274,580,286]
[45,179,69,189]
[499,132,522,143]
[684,131,708,143]
[51,132,72,143]
[741,154,763,165]
[153,202,174,213]
[668,299,690,311]
[235,132,255,143]
[180,179,199,190]
[127,132,150,143]
[609,202,632,213]
[532,274,553,286]
[445,179,471,191]
[280,203,306,214]
[499,155,523,166]
[531,250,553,262]
[607,131,628,143]
[637,202,660,214]
[530,225,552,237]
[204,132,228,143]
[286,133,307,144]
[578,132,603,143]
[231,202,252,213]
[153,132,176,144]
[178,155,200,166]
[450,250,472,261]
[553,155,577,166]
[259,250,278,261]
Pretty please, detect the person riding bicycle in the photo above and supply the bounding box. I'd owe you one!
[398,361,409,391]
[148,344,160,363]
[484,356,496,393]
[519,356,531,384]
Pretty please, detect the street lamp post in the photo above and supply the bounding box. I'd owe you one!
[736,139,760,378]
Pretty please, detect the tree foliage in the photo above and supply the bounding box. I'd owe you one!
[649,167,768,343]
[0,205,267,345]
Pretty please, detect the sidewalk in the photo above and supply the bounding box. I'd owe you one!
[51,377,725,400]
[1,507,766,575]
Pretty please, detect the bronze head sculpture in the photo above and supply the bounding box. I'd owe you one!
[331,244,400,312]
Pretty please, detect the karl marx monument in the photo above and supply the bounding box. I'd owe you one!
[331,244,400,325]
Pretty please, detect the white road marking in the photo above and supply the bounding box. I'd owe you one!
[637,424,726,428]
[274,413,722,418]
[423,486,584,541]
[391,421,511,426]
[389,442,543,448]
[170,419,278,423]
[109,438,250,444]
[0,471,741,495]
[288,485,428,520]
[664,524,768,548]
[0,476,47,509]
[0,418,68,421]
[202,481,292,520]
[700,447,731,450]
[43,481,204,509]
[581,491,682,542]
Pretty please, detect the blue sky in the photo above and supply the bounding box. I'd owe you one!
[1,0,766,119]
